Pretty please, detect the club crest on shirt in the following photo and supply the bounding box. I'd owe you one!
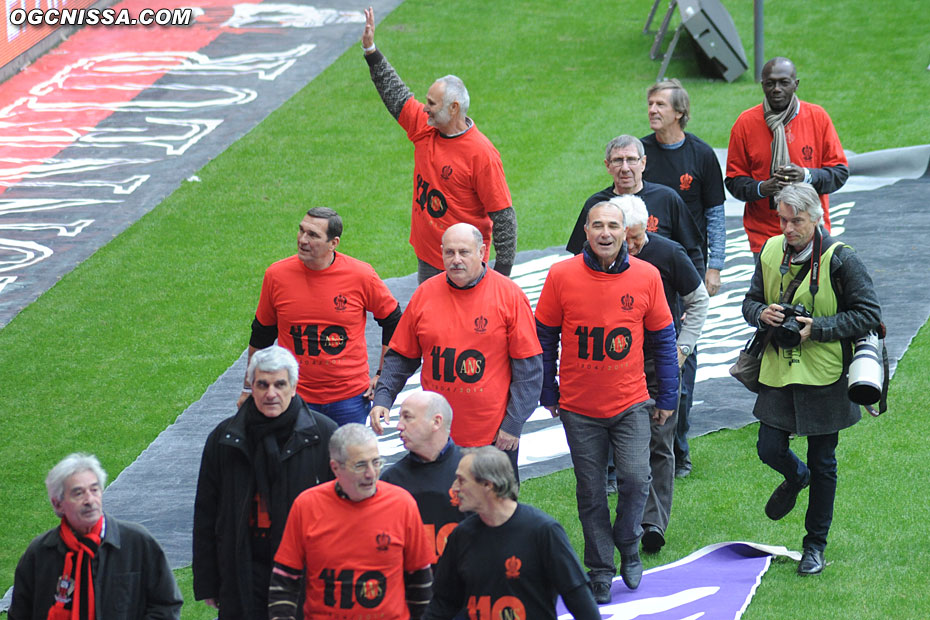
[441,165,453,180]
[505,555,522,579]
[620,294,635,311]
[679,172,693,191]
[646,214,659,233]
[359,575,385,602]
[333,294,348,311]
[54,575,74,603]
[375,531,391,551]
[474,315,488,334]
[802,145,813,163]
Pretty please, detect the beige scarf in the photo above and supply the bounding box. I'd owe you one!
[763,94,800,175]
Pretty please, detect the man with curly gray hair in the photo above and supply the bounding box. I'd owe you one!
[10,453,181,619]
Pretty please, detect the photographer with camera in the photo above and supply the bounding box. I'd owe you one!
[742,183,881,576]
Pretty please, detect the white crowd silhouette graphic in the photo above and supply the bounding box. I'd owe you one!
[0,4,364,304]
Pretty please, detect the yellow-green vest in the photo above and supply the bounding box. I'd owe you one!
[759,236,844,388]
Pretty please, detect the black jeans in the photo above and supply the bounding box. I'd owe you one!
[757,423,839,551]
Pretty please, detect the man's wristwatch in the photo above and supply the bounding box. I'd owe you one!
[678,344,692,357]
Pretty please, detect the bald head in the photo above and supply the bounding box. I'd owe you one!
[762,57,796,78]
[442,223,485,287]
[761,57,799,112]
[397,391,453,461]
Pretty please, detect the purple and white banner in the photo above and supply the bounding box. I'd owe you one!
[557,542,801,619]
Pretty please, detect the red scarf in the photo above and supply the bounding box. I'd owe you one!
[48,516,103,620]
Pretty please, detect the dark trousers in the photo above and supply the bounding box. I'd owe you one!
[643,406,678,533]
[561,403,652,583]
[757,423,839,551]
[674,349,697,468]
[643,358,682,533]
[502,444,520,485]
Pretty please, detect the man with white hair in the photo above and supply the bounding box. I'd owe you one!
[614,195,709,554]
[371,223,542,481]
[194,345,337,618]
[10,453,182,619]
[269,424,436,619]
[362,7,517,283]
[381,391,465,561]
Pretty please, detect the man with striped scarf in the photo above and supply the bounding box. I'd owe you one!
[9,453,181,620]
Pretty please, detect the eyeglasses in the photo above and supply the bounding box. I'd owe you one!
[609,156,643,168]
[341,458,384,473]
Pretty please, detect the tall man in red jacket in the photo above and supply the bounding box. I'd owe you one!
[726,57,848,254]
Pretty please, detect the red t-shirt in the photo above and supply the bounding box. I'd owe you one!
[255,253,398,404]
[274,480,436,619]
[726,101,847,252]
[399,98,513,269]
[389,270,542,446]
[534,255,672,418]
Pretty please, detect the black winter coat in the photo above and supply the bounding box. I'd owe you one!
[192,396,336,618]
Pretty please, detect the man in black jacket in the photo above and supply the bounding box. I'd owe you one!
[193,345,337,618]
[10,453,182,620]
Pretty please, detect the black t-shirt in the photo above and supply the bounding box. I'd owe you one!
[641,132,726,244]
[567,181,705,277]
[637,233,703,334]
[380,441,465,559]
[424,504,589,620]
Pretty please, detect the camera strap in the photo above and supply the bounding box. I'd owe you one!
[778,226,822,306]
[777,262,811,305]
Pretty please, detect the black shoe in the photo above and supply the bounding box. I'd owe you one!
[606,479,618,495]
[591,581,612,604]
[764,479,809,521]
[797,547,825,575]
[675,464,692,479]
[619,552,642,590]
[642,525,665,553]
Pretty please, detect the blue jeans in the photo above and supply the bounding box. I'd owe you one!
[674,349,697,468]
[560,402,652,583]
[757,423,838,551]
[305,391,371,427]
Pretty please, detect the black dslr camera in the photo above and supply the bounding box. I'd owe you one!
[773,303,811,349]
